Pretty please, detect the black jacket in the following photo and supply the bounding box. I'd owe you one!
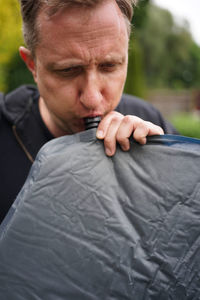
[0,85,177,223]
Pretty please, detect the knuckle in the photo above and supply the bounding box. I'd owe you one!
[117,135,125,144]
[104,136,113,145]
[109,111,121,118]
[112,115,120,122]
[136,120,146,130]
[145,121,153,128]
[110,115,122,125]
[109,111,123,122]
[122,115,132,124]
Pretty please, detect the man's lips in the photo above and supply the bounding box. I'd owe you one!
[82,113,103,119]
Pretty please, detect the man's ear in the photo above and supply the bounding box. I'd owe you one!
[19,46,37,82]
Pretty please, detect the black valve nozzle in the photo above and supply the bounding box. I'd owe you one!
[84,116,101,130]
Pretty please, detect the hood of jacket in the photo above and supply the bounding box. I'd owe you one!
[0,85,51,161]
[0,85,39,125]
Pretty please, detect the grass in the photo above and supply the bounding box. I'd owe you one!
[170,112,200,139]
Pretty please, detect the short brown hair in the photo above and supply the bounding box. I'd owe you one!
[19,0,138,54]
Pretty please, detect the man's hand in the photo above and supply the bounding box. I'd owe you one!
[96,111,164,156]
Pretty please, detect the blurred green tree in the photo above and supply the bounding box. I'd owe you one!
[124,37,146,98]
[0,0,23,91]
[135,3,199,90]
[124,0,150,98]
[132,0,150,29]
[186,43,200,89]
[0,0,22,63]
[5,51,35,92]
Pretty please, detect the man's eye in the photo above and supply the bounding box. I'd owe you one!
[100,63,117,72]
[58,66,82,77]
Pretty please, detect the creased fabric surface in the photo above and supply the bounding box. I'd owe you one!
[0,130,200,300]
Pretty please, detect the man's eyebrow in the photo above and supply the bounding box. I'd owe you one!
[46,55,126,70]
[46,60,84,70]
[101,55,126,63]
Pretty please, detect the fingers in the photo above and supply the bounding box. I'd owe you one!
[115,115,135,151]
[96,113,164,157]
[96,112,123,156]
[133,120,164,144]
[116,115,164,149]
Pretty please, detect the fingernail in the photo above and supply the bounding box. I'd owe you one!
[121,144,130,151]
[141,137,147,145]
[106,148,112,156]
[96,130,104,139]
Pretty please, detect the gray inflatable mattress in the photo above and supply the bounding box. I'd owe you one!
[0,130,200,299]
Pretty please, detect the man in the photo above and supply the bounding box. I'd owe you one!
[0,0,176,223]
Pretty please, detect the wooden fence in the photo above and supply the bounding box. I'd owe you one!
[147,90,195,119]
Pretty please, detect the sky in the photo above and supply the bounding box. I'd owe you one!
[152,0,200,45]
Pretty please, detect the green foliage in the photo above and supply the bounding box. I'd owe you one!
[124,37,146,98]
[170,113,200,139]
[0,0,23,92]
[0,0,23,64]
[124,0,150,97]
[187,43,200,88]
[127,0,200,94]
[134,3,200,90]
[132,0,150,29]
[5,51,35,93]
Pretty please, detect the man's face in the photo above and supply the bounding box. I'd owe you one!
[31,0,129,136]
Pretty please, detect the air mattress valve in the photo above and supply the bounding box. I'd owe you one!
[84,116,101,130]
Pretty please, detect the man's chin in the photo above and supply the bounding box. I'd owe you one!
[65,123,85,135]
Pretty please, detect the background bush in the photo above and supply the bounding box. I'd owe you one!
[5,51,35,92]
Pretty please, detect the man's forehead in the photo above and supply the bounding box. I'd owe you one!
[38,0,124,31]
[35,0,129,59]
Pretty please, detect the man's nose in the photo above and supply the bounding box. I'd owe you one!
[79,72,103,110]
